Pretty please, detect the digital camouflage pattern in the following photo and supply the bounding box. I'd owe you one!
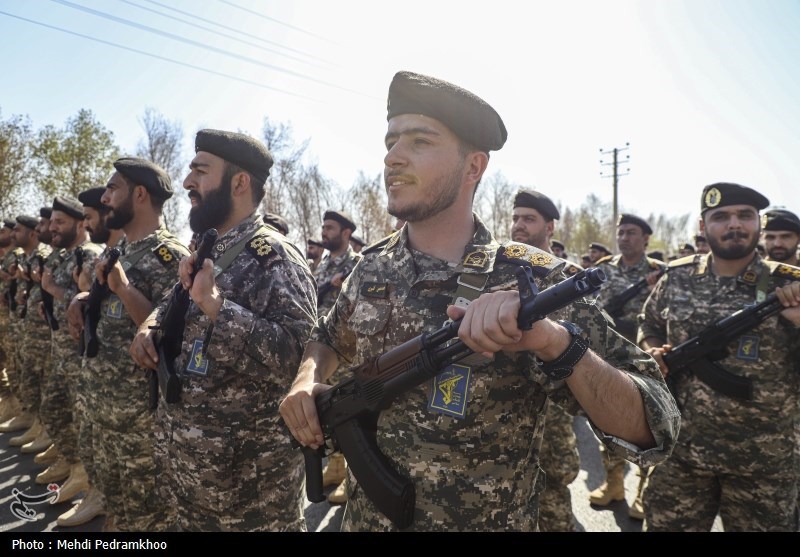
[537,400,579,531]
[1,248,24,399]
[313,215,680,531]
[639,253,800,531]
[152,213,317,532]
[89,228,188,531]
[314,244,362,318]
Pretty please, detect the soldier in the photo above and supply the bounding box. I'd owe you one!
[264,212,290,236]
[580,254,592,269]
[590,214,666,520]
[678,242,696,257]
[350,234,366,254]
[39,196,104,494]
[694,234,710,254]
[280,70,680,532]
[550,240,567,260]
[306,239,324,273]
[640,182,800,531]
[761,208,799,266]
[510,189,581,531]
[129,129,317,531]
[588,242,612,263]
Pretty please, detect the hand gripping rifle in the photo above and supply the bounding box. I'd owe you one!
[19,258,38,319]
[148,229,218,410]
[40,255,59,330]
[299,266,606,529]
[662,293,784,401]
[79,248,121,357]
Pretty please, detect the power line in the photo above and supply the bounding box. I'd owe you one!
[0,10,318,101]
[218,0,335,43]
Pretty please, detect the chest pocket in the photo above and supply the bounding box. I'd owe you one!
[348,298,392,364]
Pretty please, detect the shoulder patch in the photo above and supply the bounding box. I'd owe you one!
[594,254,614,265]
[362,232,397,255]
[668,254,699,268]
[495,242,556,278]
[152,243,177,267]
[769,261,800,281]
[246,234,277,262]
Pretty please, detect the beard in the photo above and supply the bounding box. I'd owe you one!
[707,230,759,260]
[0,236,10,248]
[89,222,111,244]
[322,234,343,252]
[37,229,52,245]
[189,177,233,234]
[512,228,548,250]
[106,194,134,230]
[386,164,463,223]
[767,245,796,262]
[53,225,78,249]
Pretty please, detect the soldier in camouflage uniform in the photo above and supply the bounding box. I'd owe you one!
[307,239,324,274]
[281,71,680,532]
[130,129,317,532]
[39,195,104,491]
[0,222,28,431]
[761,209,799,267]
[0,222,17,423]
[640,182,800,531]
[510,188,580,531]
[591,214,666,520]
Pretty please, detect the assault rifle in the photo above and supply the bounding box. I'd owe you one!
[316,265,353,307]
[19,257,39,319]
[602,267,666,337]
[40,255,59,330]
[298,266,606,529]
[79,248,121,358]
[662,293,784,401]
[148,229,217,410]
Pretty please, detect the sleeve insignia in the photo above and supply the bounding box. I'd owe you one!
[528,252,553,266]
[246,235,275,261]
[152,243,175,267]
[503,245,528,259]
[463,250,489,269]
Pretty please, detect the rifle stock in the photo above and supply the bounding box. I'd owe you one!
[80,248,121,357]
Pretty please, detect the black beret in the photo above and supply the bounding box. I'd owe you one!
[264,213,289,235]
[350,234,366,247]
[589,242,611,254]
[52,195,84,220]
[762,209,800,234]
[387,71,507,152]
[647,250,664,261]
[195,129,273,185]
[113,158,173,200]
[617,213,653,235]
[308,239,324,248]
[77,187,107,210]
[581,253,592,262]
[15,215,39,230]
[550,240,565,250]
[680,243,695,252]
[40,207,52,219]
[3,219,15,229]
[694,234,706,243]
[701,182,769,214]
[323,210,356,232]
[513,189,560,220]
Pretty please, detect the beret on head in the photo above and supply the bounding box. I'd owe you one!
[694,234,706,243]
[264,213,289,236]
[680,243,695,251]
[701,182,769,214]
[195,129,273,185]
[40,207,52,220]
[77,187,108,210]
[589,242,611,254]
[16,215,39,230]
[3,219,15,229]
[350,234,366,247]
[581,253,592,262]
[513,189,560,220]
[550,240,565,250]
[387,71,507,152]
[761,209,800,234]
[647,250,664,262]
[617,213,652,235]
[113,158,173,200]
[52,195,84,220]
[323,210,357,232]
[308,238,324,248]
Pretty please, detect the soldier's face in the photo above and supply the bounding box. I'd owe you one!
[616,224,647,257]
[102,173,136,230]
[0,228,11,248]
[84,207,110,244]
[384,114,471,223]
[589,248,602,262]
[321,220,345,252]
[12,224,32,249]
[36,218,52,245]
[511,208,552,250]
[701,204,760,260]
[306,244,323,259]
[763,230,799,262]
[185,152,234,234]
[695,239,710,254]
[49,211,79,249]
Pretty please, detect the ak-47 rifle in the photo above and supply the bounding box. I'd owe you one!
[662,293,784,401]
[40,255,59,331]
[79,248,121,358]
[4,253,19,313]
[19,257,38,319]
[148,229,218,410]
[602,267,666,337]
[298,266,606,529]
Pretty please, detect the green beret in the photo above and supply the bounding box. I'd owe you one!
[513,189,559,220]
[308,238,324,248]
[195,129,273,185]
[264,213,289,235]
[78,187,107,210]
[550,240,565,251]
[40,207,52,219]
[323,210,356,232]
[350,234,366,247]
[52,195,84,220]
[701,182,769,214]
[589,242,611,254]
[387,71,507,152]
[113,158,173,200]
[617,213,652,235]
[16,215,39,230]
[3,219,15,229]
[761,209,800,234]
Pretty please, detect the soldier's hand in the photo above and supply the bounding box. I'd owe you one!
[180,253,222,320]
[644,345,672,378]
[776,282,800,326]
[31,265,41,283]
[67,292,89,342]
[279,382,332,449]
[130,321,160,370]
[97,257,128,294]
[41,267,54,292]
[331,272,345,288]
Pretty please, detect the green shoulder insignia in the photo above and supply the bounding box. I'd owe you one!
[495,242,555,278]
[363,232,397,255]
[246,234,277,262]
[152,243,177,267]
[768,261,800,281]
[668,254,699,268]
[594,254,614,265]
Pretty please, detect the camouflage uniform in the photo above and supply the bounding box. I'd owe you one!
[1,248,24,399]
[639,253,800,531]
[0,251,12,399]
[152,214,317,532]
[312,216,680,531]
[41,241,103,466]
[314,245,362,318]
[87,228,188,532]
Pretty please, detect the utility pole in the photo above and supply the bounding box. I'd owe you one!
[599,143,630,226]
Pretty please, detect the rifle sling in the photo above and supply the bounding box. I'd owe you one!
[688,358,754,401]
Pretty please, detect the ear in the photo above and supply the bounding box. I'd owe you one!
[464,151,490,188]
[232,171,251,199]
[698,217,706,235]
[134,184,149,205]
[546,220,555,237]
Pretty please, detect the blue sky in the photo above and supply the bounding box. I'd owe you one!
[1,0,798,229]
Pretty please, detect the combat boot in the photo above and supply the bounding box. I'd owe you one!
[9,417,42,446]
[34,444,59,465]
[57,487,106,527]
[0,396,18,423]
[0,411,34,433]
[322,453,347,487]
[628,467,650,520]
[35,455,71,484]
[327,480,348,505]
[21,429,52,454]
[588,464,625,506]
[52,462,89,504]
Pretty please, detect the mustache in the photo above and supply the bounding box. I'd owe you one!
[721,231,749,241]
[188,192,202,202]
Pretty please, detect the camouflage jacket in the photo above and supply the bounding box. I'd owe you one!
[312,214,679,531]
[638,253,800,476]
[19,242,53,337]
[313,245,362,317]
[51,240,103,342]
[1,248,24,322]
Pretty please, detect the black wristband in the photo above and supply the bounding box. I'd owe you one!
[535,321,589,381]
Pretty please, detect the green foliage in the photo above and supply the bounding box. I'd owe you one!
[0,109,35,217]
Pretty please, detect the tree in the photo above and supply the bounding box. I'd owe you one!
[0,109,35,217]
[135,107,188,234]
[343,172,395,244]
[646,212,693,256]
[31,109,119,201]
[474,171,517,243]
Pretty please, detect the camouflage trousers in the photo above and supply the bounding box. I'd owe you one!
[645,454,799,531]
[537,400,580,532]
[0,317,10,398]
[2,318,20,398]
[92,413,173,532]
[40,334,80,464]
[76,359,99,487]
[15,332,51,415]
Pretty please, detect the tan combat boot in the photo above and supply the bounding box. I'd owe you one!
[52,462,90,504]
[35,455,71,484]
[0,396,21,424]
[0,411,34,433]
[322,453,347,488]
[21,429,52,454]
[628,467,650,520]
[327,480,348,505]
[34,444,59,466]
[57,487,106,527]
[9,417,42,447]
[588,463,625,506]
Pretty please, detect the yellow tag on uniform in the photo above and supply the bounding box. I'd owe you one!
[152,243,175,267]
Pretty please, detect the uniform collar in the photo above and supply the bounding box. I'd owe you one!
[211,213,261,259]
